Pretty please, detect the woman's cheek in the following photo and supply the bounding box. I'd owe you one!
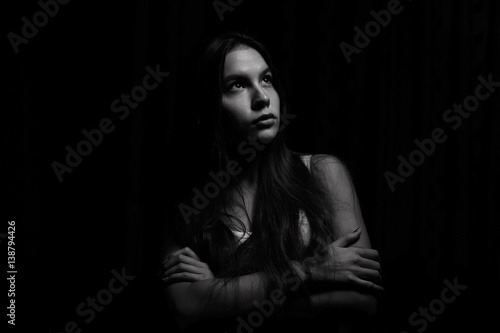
[223,104,251,138]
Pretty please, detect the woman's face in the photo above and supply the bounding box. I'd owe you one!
[222,46,280,144]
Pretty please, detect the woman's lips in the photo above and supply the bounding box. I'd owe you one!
[253,113,276,127]
[255,118,276,128]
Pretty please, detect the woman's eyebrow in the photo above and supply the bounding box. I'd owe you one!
[223,67,271,82]
[260,67,271,77]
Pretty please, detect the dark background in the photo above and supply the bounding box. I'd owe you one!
[2,0,499,332]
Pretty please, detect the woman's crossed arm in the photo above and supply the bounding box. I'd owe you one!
[161,155,382,328]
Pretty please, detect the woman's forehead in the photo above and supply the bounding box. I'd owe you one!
[224,48,269,77]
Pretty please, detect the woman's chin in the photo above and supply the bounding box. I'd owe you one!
[257,130,278,144]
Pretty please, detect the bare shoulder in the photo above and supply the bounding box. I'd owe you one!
[309,154,353,192]
[309,154,370,246]
[310,154,346,170]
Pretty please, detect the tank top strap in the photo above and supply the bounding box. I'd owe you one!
[300,154,312,171]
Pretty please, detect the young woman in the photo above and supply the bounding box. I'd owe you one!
[161,31,383,332]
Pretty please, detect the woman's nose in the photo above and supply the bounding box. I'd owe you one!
[251,87,270,110]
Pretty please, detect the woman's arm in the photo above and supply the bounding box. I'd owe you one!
[306,154,382,312]
[164,276,268,328]
[162,155,381,328]
[163,234,380,329]
[161,244,270,329]
[310,154,372,247]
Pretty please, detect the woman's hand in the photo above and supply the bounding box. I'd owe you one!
[161,247,214,285]
[303,228,383,292]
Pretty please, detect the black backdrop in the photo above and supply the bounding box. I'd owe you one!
[3,0,499,332]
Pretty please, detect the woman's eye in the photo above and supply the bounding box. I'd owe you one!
[262,75,273,85]
[230,82,245,91]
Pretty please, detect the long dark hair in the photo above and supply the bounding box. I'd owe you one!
[170,31,337,312]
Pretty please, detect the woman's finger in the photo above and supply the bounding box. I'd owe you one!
[172,247,201,261]
[351,276,384,292]
[356,255,381,271]
[331,228,361,247]
[163,261,206,279]
[162,256,177,273]
[353,247,379,261]
[163,249,203,272]
[163,272,204,284]
[355,267,382,285]
[173,253,207,269]
[164,247,201,263]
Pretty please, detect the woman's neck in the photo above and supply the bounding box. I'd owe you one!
[237,152,262,191]
[223,152,262,208]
